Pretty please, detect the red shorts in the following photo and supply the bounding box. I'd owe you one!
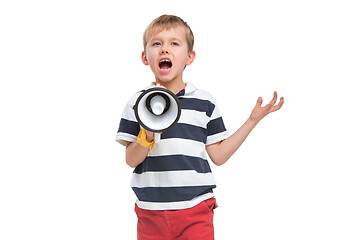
[135,198,217,240]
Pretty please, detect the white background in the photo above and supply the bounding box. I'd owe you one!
[1,0,359,239]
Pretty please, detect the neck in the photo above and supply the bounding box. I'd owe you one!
[155,79,186,95]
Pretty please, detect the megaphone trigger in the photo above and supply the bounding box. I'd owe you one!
[154,133,161,143]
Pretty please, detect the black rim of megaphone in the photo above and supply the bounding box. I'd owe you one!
[134,87,181,133]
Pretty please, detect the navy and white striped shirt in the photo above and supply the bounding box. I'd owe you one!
[116,82,229,210]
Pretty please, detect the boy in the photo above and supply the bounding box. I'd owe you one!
[116,15,284,240]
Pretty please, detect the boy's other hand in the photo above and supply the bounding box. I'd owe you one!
[249,91,284,123]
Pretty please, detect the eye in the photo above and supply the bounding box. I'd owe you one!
[171,42,179,46]
[152,42,161,46]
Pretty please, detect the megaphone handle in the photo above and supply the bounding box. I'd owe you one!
[154,133,161,143]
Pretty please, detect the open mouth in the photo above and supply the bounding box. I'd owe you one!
[159,59,172,71]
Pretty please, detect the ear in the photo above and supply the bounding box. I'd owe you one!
[141,51,148,65]
[185,50,196,66]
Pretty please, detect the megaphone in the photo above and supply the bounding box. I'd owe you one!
[134,84,181,142]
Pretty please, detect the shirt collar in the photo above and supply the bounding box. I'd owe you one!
[179,82,196,96]
[145,82,197,97]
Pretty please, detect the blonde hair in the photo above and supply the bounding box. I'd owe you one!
[143,15,194,53]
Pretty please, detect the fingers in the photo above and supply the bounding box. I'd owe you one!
[270,91,278,106]
[256,91,284,113]
[145,130,155,142]
[270,96,284,113]
[262,91,276,111]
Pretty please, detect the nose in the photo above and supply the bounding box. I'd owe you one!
[160,45,169,54]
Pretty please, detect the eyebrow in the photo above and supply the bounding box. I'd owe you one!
[150,37,183,43]
[170,37,182,42]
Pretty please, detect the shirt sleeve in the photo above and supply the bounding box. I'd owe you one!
[206,95,229,145]
[115,93,141,146]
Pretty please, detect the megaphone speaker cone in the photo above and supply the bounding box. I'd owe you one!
[146,92,171,115]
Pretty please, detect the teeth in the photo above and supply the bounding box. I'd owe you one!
[160,59,171,63]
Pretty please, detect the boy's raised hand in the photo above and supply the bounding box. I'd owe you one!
[249,91,284,123]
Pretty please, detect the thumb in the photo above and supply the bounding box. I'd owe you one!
[256,97,263,107]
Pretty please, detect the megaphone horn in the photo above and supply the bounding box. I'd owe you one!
[134,87,181,135]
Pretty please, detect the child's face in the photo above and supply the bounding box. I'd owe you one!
[142,27,195,85]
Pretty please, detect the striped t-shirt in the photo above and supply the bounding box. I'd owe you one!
[116,82,229,210]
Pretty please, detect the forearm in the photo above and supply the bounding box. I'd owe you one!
[207,117,259,166]
[125,141,150,168]
[125,129,155,168]
[206,92,284,166]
